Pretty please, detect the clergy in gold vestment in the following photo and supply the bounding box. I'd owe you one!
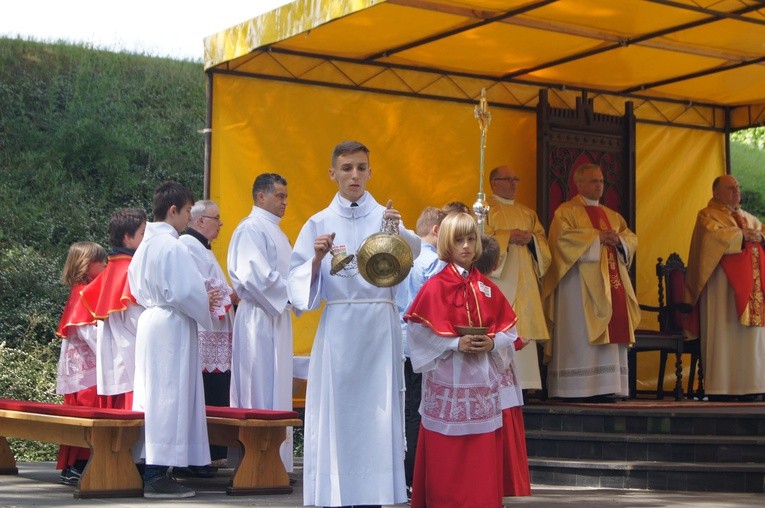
[486,165,551,390]
[685,175,765,398]
[542,164,640,400]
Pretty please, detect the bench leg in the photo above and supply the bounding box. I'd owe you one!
[228,426,291,496]
[0,437,18,474]
[74,426,143,498]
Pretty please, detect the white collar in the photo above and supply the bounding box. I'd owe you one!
[493,195,515,205]
[582,196,600,206]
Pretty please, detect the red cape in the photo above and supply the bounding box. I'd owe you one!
[404,263,517,337]
[80,254,135,319]
[56,283,96,338]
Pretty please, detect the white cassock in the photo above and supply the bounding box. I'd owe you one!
[290,192,419,508]
[227,205,294,472]
[179,231,234,374]
[128,221,213,467]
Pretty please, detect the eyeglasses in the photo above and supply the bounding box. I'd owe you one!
[202,215,221,221]
[493,177,521,182]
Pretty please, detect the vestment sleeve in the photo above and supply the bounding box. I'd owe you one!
[399,224,422,260]
[162,243,213,330]
[227,224,290,317]
[289,220,323,311]
[408,323,458,373]
[490,328,517,372]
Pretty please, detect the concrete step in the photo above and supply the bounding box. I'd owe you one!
[526,429,765,463]
[529,457,765,492]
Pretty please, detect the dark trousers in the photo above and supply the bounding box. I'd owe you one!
[202,370,231,461]
[404,358,422,489]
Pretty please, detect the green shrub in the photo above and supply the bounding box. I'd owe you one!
[0,340,61,460]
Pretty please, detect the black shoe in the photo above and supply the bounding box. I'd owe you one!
[171,465,217,479]
[59,467,81,486]
[144,476,195,498]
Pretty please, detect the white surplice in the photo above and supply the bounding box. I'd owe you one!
[289,192,420,508]
[56,324,98,395]
[227,205,294,472]
[128,221,213,467]
[97,304,142,395]
[179,231,234,373]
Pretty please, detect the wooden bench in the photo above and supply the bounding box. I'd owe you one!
[205,406,302,495]
[0,398,143,499]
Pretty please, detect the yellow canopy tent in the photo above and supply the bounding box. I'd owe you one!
[202,0,765,398]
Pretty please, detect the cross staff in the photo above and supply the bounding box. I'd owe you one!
[473,88,491,233]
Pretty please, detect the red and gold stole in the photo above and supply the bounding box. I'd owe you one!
[583,206,631,344]
[719,210,765,326]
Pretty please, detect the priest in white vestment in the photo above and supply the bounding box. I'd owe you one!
[289,141,419,508]
[685,174,765,399]
[542,164,640,401]
[128,182,213,498]
[228,174,295,472]
[485,165,551,391]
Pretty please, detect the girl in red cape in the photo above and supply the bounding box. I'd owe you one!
[55,242,106,485]
[404,213,529,508]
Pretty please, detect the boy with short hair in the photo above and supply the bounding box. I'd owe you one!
[81,208,147,410]
[128,181,214,499]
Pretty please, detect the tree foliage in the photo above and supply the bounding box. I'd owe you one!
[0,38,205,351]
[0,37,206,460]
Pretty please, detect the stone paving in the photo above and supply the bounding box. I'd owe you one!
[1,461,764,507]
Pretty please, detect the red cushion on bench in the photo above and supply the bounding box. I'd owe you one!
[206,406,299,420]
[0,398,143,420]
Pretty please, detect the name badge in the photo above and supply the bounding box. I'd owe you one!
[478,281,492,298]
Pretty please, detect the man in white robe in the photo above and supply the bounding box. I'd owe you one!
[685,175,765,400]
[542,164,640,401]
[180,199,235,469]
[289,141,420,508]
[485,165,551,392]
[228,174,295,472]
[128,181,213,499]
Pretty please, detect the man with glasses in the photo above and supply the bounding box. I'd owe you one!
[179,199,236,475]
[486,165,551,395]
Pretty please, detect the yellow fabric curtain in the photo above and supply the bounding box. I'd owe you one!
[209,73,726,392]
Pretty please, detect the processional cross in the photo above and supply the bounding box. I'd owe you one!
[473,88,491,233]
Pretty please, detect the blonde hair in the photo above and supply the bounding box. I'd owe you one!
[437,212,483,264]
[415,206,447,237]
[61,242,106,287]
